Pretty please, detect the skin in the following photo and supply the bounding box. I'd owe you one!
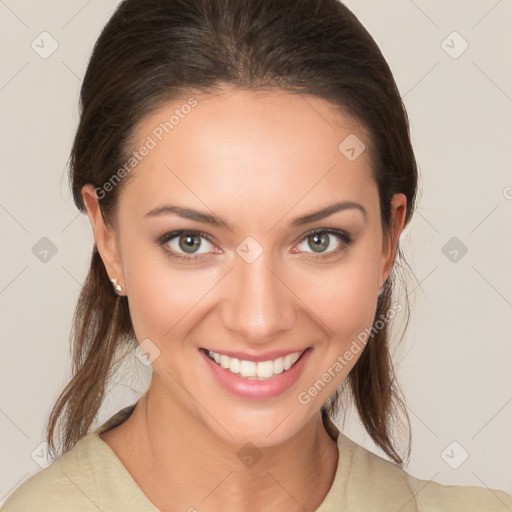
[82,85,406,512]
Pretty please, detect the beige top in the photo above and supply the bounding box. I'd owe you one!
[2,408,511,511]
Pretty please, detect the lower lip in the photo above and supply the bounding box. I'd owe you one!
[199,348,312,399]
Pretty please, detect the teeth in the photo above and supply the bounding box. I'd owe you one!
[207,350,303,380]
[256,360,274,378]
[239,360,256,377]
[273,356,284,374]
[284,353,298,371]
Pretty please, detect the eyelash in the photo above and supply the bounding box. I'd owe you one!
[157,228,354,262]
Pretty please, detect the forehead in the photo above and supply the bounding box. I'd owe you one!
[118,87,378,228]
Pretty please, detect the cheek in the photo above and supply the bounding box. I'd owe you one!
[299,254,380,342]
[292,260,381,407]
[122,242,220,341]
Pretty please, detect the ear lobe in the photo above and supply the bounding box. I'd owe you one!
[81,184,124,284]
[379,193,407,288]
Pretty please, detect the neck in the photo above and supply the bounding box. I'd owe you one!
[108,381,339,512]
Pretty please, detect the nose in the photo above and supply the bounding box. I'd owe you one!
[219,251,296,344]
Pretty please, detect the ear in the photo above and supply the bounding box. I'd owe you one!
[379,193,407,289]
[81,184,125,291]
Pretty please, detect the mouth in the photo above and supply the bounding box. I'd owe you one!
[199,346,313,399]
[199,347,312,381]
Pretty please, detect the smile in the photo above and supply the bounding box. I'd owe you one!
[199,347,313,399]
[206,349,304,380]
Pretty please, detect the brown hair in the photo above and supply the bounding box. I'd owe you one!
[47,0,417,465]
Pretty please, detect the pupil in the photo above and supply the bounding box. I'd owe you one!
[310,233,328,252]
[179,234,200,253]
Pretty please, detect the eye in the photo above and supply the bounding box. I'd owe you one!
[157,228,353,263]
[294,229,353,259]
[158,231,217,261]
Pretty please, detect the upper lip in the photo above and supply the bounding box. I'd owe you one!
[201,347,310,362]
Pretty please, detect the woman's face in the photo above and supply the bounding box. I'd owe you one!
[84,86,405,446]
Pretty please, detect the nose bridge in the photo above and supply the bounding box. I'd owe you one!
[221,250,295,342]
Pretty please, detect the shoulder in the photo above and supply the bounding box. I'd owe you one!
[406,475,512,512]
[1,435,103,511]
[2,405,142,511]
[337,433,512,511]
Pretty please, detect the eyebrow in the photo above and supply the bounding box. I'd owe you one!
[143,200,367,229]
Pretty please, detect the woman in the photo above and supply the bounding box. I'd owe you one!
[2,0,510,510]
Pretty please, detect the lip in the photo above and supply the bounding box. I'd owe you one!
[200,348,309,362]
[199,347,312,399]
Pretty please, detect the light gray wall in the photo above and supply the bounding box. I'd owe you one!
[1,0,511,503]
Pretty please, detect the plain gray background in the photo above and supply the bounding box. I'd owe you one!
[1,0,511,504]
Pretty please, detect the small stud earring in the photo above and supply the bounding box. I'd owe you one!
[110,278,123,294]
